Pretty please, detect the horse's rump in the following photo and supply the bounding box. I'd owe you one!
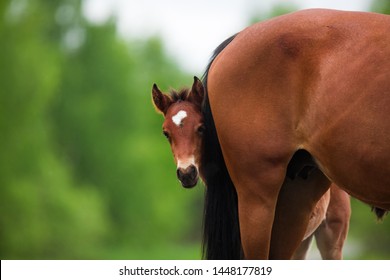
[207,9,390,209]
[203,9,389,259]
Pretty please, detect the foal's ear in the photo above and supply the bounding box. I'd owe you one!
[152,84,173,115]
[188,76,204,108]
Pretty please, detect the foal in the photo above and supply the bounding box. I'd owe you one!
[152,77,351,259]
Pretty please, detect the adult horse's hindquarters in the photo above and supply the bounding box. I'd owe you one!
[204,9,389,259]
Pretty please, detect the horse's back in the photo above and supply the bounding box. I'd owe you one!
[207,9,390,208]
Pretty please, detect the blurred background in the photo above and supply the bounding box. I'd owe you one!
[0,0,389,260]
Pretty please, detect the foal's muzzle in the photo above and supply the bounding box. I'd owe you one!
[177,165,198,188]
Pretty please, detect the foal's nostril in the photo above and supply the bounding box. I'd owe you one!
[188,165,197,179]
[177,165,198,188]
[177,168,184,179]
[177,165,197,178]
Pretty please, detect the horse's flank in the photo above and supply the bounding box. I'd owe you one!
[205,9,389,259]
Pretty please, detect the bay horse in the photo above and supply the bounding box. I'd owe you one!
[152,78,351,259]
[199,9,389,259]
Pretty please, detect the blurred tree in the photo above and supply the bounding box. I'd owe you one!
[0,0,202,260]
[371,0,390,14]
[0,0,108,259]
[248,2,298,25]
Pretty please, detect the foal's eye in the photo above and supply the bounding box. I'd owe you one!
[162,130,170,140]
[197,125,206,135]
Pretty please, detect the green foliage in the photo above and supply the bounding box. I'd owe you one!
[371,0,390,14]
[0,0,108,259]
[0,0,201,259]
[248,2,299,25]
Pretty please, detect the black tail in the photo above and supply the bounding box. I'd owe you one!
[200,34,242,259]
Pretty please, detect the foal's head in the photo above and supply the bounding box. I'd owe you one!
[152,77,205,188]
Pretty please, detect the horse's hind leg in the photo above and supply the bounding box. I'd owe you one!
[270,168,331,259]
[234,164,287,259]
[292,235,314,260]
[314,184,351,259]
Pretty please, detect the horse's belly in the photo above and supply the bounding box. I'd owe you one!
[305,104,390,208]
